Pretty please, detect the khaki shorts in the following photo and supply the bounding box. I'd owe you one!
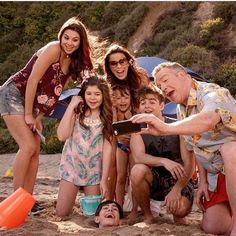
[0,79,25,116]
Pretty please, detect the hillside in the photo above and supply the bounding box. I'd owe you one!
[0,1,236,154]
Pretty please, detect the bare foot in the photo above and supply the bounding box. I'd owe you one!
[144,215,155,225]
[127,210,138,220]
[173,216,187,225]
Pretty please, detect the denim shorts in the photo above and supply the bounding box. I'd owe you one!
[0,79,25,116]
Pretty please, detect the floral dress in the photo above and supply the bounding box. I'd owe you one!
[59,117,104,186]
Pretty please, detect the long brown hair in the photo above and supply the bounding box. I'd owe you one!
[103,44,148,108]
[78,76,113,143]
[58,16,93,83]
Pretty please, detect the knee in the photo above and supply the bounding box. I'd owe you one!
[56,203,71,218]
[201,216,230,235]
[201,221,227,235]
[174,198,192,218]
[130,164,148,185]
[21,141,39,157]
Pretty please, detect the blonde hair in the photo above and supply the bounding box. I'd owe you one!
[152,62,187,79]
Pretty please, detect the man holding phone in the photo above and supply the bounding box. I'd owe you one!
[129,84,195,224]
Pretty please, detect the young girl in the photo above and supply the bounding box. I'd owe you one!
[111,84,133,208]
[56,76,113,217]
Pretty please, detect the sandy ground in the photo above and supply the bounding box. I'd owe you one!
[0,153,214,236]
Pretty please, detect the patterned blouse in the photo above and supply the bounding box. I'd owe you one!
[177,79,236,191]
[60,117,104,186]
[11,53,69,116]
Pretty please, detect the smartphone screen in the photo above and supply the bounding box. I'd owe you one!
[112,120,147,136]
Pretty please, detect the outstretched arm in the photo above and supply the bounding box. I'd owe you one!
[131,111,221,136]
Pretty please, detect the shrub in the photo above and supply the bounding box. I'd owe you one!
[115,4,148,45]
[41,118,64,154]
[213,2,236,25]
[199,18,224,48]
[0,43,42,84]
[170,44,220,79]
[0,127,18,154]
[212,63,236,98]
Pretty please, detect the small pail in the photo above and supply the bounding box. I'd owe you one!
[80,195,102,217]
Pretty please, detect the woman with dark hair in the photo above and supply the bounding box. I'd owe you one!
[0,16,93,214]
[104,44,149,109]
[103,44,149,201]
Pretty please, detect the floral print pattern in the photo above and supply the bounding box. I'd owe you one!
[177,79,236,191]
[12,53,69,116]
[59,118,104,186]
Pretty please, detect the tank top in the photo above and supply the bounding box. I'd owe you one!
[141,116,182,175]
[11,53,69,116]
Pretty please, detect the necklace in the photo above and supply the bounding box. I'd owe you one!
[84,116,101,125]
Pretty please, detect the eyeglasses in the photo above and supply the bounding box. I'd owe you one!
[109,58,128,68]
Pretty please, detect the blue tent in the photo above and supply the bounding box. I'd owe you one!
[136,56,208,118]
[48,87,80,119]
[136,56,207,82]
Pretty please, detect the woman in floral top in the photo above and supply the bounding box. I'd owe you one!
[0,16,93,213]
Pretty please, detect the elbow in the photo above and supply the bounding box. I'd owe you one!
[133,154,144,164]
[203,111,220,130]
[57,134,65,142]
[57,130,67,142]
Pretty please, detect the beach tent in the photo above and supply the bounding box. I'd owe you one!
[48,87,80,119]
[136,56,207,82]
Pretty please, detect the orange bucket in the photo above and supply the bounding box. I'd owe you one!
[0,187,35,229]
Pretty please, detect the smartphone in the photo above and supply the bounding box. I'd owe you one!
[112,120,147,136]
[35,129,46,144]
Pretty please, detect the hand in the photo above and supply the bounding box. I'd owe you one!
[100,179,108,199]
[131,113,168,136]
[162,159,186,180]
[163,187,181,214]
[196,181,210,212]
[69,96,84,110]
[25,114,37,131]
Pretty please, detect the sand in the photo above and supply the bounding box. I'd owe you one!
[0,153,214,236]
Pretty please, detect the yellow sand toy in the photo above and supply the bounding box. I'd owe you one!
[4,168,13,177]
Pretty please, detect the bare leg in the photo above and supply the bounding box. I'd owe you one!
[172,196,192,225]
[201,202,232,235]
[56,179,79,217]
[115,148,128,207]
[220,141,236,235]
[3,115,40,194]
[107,139,117,200]
[128,154,138,220]
[83,184,100,195]
[130,164,154,224]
